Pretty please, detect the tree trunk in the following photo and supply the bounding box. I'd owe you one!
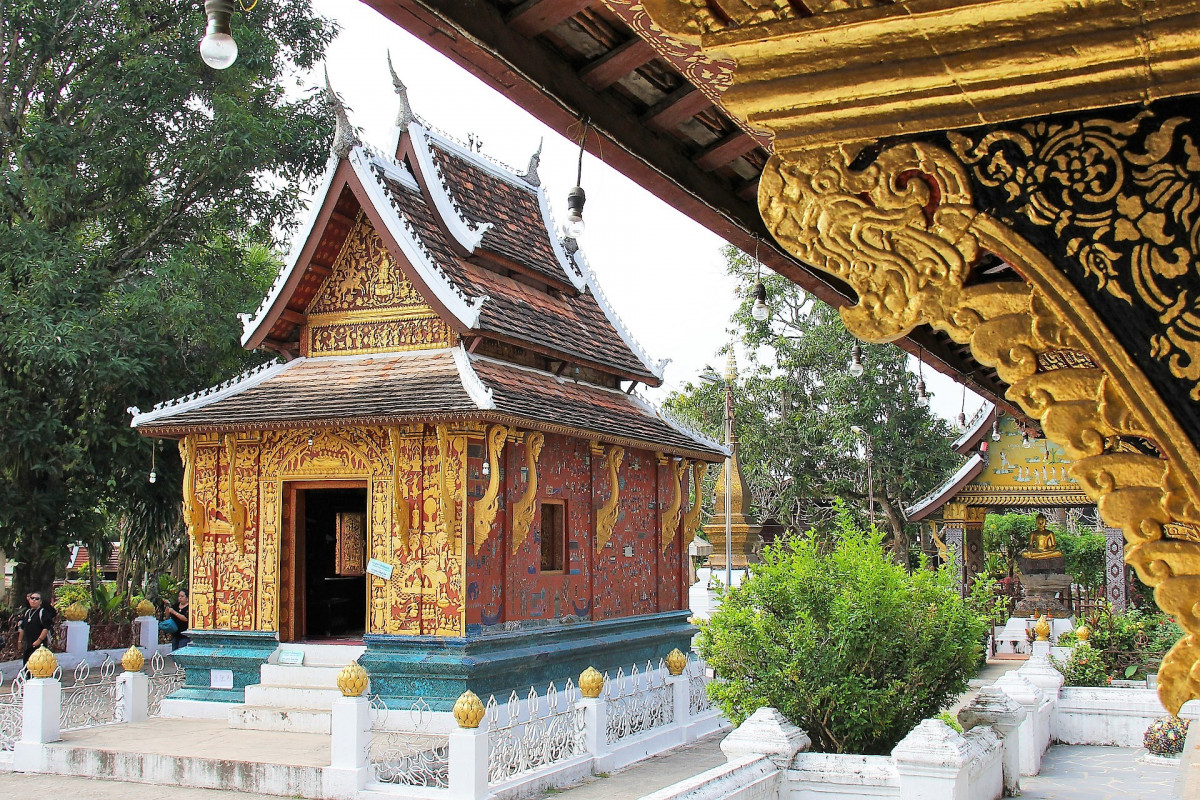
[879,496,909,569]
[13,552,58,607]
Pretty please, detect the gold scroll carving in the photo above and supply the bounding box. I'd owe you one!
[681,462,707,551]
[511,431,546,555]
[180,435,208,558]
[473,424,508,554]
[219,434,249,555]
[389,426,412,553]
[757,140,1200,714]
[436,424,458,545]
[336,512,366,576]
[596,445,625,552]
[661,458,686,553]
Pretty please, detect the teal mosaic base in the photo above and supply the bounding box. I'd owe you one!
[170,630,279,703]
[361,610,694,711]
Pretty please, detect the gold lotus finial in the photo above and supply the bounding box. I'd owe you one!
[580,666,605,698]
[336,661,369,697]
[1075,624,1091,643]
[665,648,688,676]
[1034,615,1051,642]
[452,690,485,728]
[63,601,88,622]
[27,646,57,679]
[122,646,145,673]
[134,598,156,617]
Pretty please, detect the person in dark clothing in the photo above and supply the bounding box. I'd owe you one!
[159,589,190,649]
[18,592,56,665]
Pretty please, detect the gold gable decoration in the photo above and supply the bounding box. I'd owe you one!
[511,431,545,555]
[304,213,455,356]
[595,444,625,552]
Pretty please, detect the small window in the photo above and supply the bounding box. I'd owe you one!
[540,501,566,572]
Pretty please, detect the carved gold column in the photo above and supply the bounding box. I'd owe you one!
[638,0,1200,713]
[510,431,545,554]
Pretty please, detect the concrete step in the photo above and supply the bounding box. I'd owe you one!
[229,705,332,734]
[274,643,365,667]
[260,663,344,689]
[43,740,325,798]
[244,684,343,709]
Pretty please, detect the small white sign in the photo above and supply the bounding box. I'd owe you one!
[278,649,305,666]
[367,558,394,580]
[210,668,234,689]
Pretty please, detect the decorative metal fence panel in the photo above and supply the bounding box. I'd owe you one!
[0,674,24,752]
[687,655,714,716]
[487,680,585,785]
[368,696,450,788]
[147,650,185,717]
[605,662,674,745]
[60,656,120,731]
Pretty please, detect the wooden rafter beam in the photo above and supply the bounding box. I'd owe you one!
[580,38,657,90]
[694,131,758,171]
[506,0,593,37]
[642,87,712,131]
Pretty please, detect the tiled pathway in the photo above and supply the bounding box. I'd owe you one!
[1020,745,1178,800]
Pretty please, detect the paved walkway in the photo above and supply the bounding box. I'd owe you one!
[532,732,727,800]
[1020,745,1178,799]
[0,772,274,800]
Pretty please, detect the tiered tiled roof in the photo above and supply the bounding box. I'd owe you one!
[131,348,723,459]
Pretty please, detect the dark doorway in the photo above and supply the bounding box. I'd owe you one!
[299,487,368,640]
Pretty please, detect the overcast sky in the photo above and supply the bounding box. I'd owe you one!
[301,1,981,423]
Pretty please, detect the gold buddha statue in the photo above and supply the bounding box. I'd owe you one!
[1021,513,1062,559]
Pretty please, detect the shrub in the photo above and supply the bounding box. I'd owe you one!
[54,581,90,608]
[1083,604,1182,677]
[696,507,985,755]
[1052,642,1110,686]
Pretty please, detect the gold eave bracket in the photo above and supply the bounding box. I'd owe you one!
[645,0,1200,151]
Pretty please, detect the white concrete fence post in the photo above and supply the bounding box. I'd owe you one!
[14,672,62,772]
[323,695,371,799]
[668,672,691,740]
[580,695,609,761]
[135,615,158,654]
[892,719,970,800]
[117,670,150,723]
[994,671,1046,776]
[958,686,1026,796]
[64,620,90,658]
[447,724,489,800]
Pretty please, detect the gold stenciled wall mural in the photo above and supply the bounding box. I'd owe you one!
[181,423,471,637]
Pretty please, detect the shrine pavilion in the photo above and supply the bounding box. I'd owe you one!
[130,74,723,710]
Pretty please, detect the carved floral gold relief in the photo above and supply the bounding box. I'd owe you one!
[758,139,1200,713]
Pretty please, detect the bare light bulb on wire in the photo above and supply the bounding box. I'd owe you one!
[200,0,239,70]
[956,411,967,432]
[848,343,864,378]
[751,280,769,321]
[915,378,929,407]
[991,420,1001,441]
[482,459,491,478]
[564,186,586,239]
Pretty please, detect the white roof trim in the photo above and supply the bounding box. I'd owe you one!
[452,346,496,410]
[131,358,290,428]
[420,123,534,190]
[952,401,994,451]
[350,147,487,328]
[571,246,668,380]
[631,389,729,456]
[408,123,492,252]
[904,453,986,520]
[240,152,342,347]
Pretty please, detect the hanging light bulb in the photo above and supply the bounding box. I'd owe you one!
[915,378,929,407]
[199,0,239,70]
[482,459,491,478]
[848,343,864,377]
[148,447,157,484]
[564,119,589,239]
[991,420,1001,441]
[751,280,769,321]
[956,411,967,432]
[1022,432,1032,449]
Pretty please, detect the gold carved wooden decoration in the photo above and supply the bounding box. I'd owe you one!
[595,445,625,552]
[681,462,707,551]
[218,434,248,555]
[510,431,545,555]
[335,512,366,576]
[758,140,1200,714]
[473,424,508,554]
[661,458,686,553]
[180,434,208,558]
[436,423,457,545]
[388,426,412,553]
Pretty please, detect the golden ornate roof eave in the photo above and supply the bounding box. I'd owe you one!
[134,412,726,464]
[639,0,1200,152]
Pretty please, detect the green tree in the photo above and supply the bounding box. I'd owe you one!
[983,513,1037,577]
[666,246,959,555]
[0,1,335,599]
[1058,526,1106,593]
[697,506,985,754]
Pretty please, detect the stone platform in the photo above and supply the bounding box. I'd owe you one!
[26,717,328,798]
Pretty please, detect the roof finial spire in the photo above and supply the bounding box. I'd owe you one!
[324,66,360,160]
[388,51,415,131]
[522,138,543,186]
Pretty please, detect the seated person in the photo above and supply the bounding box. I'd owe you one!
[159,589,190,649]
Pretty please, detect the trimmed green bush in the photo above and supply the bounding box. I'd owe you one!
[696,508,985,755]
[1052,642,1110,686]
